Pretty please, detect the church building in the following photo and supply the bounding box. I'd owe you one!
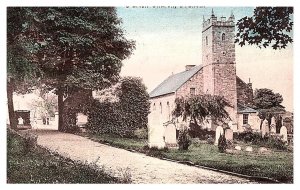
[148,12,259,148]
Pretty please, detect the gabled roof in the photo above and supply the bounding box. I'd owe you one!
[237,103,257,113]
[149,65,203,98]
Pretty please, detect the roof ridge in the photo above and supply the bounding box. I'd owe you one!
[149,65,203,98]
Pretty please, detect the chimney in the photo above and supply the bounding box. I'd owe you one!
[185,65,196,71]
[248,78,252,88]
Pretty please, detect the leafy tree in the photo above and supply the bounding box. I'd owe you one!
[253,88,285,127]
[253,88,285,110]
[172,94,232,126]
[7,8,41,129]
[87,77,150,137]
[11,7,135,131]
[235,7,293,50]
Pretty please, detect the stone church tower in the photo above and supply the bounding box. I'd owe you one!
[202,10,237,123]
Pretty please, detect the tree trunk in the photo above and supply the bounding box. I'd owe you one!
[7,81,17,130]
[57,85,64,132]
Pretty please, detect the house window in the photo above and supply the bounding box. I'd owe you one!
[243,114,249,125]
[160,102,162,114]
[167,102,170,120]
[206,36,208,45]
[222,33,225,41]
[190,88,195,96]
[153,103,156,111]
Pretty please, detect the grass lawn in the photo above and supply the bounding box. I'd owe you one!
[7,131,122,184]
[80,132,293,183]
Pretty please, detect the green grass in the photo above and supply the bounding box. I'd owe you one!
[80,132,293,183]
[7,131,122,184]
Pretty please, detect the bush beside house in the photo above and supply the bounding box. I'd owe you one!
[86,77,150,137]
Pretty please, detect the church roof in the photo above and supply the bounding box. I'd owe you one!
[237,103,257,113]
[149,65,203,98]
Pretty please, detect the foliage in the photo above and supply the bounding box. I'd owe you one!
[188,123,215,139]
[235,7,293,50]
[218,134,227,153]
[254,88,284,109]
[7,7,135,131]
[7,130,121,183]
[86,77,150,137]
[173,94,232,124]
[253,88,285,122]
[134,128,148,139]
[7,8,42,129]
[234,131,288,151]
[177,129,192,150]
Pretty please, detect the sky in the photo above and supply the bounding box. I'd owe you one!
[117,7,294,112]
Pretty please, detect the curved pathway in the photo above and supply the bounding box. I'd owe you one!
[30,130,255,184]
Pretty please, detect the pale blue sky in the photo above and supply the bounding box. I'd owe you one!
[117,7,293,111]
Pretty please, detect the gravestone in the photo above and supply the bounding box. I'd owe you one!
[205,116,213,131]
[270,116,276,133]
[148,111,166,149]
[164,123,177,145]
[225,128,233,142]
[215,126,224,145]
[280,126,288,143]
[261,119,269,138]
[245,146,253,152]
[235,146,241,151]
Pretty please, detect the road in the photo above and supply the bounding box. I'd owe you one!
[30,130,255,184]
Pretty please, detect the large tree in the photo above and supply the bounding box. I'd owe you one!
[253,88,285,111]
[235,7,293,50]
[10,7,135,131]
[7,8,41,129]
[172,94,232,126]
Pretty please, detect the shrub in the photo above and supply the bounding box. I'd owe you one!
[218,134,227,153]
[177,129,191,150]
[23,132,38,153]
[207,135,214,144]
[188,123,215,139]
[234,131,288,151]
[134,128,148,139]
[86,77,150,137]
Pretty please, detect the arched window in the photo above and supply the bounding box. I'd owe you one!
[222,33,225,41]
[153,103,156,111]
[206,36,208,45]
[159,102,162,114]
[167,102,170,120]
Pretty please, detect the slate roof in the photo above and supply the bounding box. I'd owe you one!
[237,103,257,113]
[149,65,203,98]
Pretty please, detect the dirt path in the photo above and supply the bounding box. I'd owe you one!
[30,130,255,184]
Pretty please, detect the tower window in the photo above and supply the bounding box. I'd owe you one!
[206,36,208,45]
[222,33,225,41]
[190,88,195,96]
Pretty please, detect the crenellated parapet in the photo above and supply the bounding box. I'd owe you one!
[202,10,235,32]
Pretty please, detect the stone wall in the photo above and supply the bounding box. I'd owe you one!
[213,63,237,123]
[236,77,253,106]
[202,15,237,123]
[176,69,204,97]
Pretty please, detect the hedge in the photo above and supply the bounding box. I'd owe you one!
[86,77,150,137]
